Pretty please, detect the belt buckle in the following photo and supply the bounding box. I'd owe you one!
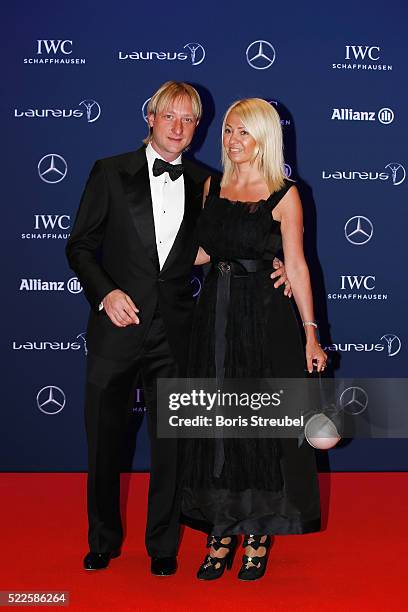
[217,261,231,275]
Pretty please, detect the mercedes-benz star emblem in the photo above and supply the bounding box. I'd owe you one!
[344,215,373,245]
[38,154,67,184]
[36,385,66,415]
[339,386,368,415]
[246,40,276,70]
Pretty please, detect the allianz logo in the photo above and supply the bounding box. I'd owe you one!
[324,334,401,357]
[19,277,82,293]
[322,163,405,185]
[12,332,87,352]
[14,99,101,123]
[331,107,393,124]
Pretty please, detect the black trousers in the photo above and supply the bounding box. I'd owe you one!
[84,312,180,557]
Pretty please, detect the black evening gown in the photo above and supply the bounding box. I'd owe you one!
[180,176,321,536]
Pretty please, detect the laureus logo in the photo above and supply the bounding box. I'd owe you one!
[76,332,88,355]
[15,99,101,123]
[183,43,205,65]
[380,334,401,357]
[119,42,205,65]
[322,163,405,186]
[324,334,402,357]
[78,100,101,122]
[384,163,406,186]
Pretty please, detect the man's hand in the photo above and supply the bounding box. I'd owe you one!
[102,289,140,327]
[271,258,292,297]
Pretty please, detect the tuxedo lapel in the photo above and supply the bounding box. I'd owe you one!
[119,148,160,272]
[160,170,200,275]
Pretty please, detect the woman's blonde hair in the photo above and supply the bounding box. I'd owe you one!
[221,98,286,194]
[143,81,202,144]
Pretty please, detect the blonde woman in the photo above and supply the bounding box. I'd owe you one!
[180,99,326,581]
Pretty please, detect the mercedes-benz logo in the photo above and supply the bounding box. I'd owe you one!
[36,385,66,415]
[38,154,67,184]
[191,276,202,298]
[284,163,292,178]
[339,386,368,415]
[384,163,406,186]
[344,215,373,245]
[142,97,151,123]
[184,42,205,66]
[380,334,401,357]
[246,40,276,70]
[78,99,101,123]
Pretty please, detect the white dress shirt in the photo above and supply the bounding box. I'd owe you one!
[145,142,185,270]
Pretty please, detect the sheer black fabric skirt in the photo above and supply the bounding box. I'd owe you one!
[179,267,321,536]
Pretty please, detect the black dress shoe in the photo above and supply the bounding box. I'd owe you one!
[83,550,121,570]
[150,557,177,576]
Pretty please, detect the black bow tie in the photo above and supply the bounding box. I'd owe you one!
[152,157,184,181]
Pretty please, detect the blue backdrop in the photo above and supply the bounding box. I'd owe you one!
[1,0,407,471]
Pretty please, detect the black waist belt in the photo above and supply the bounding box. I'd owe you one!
[212,258,274,276]
[212,258,273,478]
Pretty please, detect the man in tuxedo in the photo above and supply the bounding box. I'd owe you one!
[66,81,289,575]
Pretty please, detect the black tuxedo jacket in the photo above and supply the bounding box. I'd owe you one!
[66,146,209,368]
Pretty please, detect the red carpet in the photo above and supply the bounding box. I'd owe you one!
[0,473,407,611]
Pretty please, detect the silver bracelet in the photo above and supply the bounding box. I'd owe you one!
[303,321,318,329]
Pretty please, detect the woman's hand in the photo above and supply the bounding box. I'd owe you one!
[305,339,327,374]
[271,258,292,297]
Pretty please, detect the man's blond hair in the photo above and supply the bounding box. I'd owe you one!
[143,81,202,144]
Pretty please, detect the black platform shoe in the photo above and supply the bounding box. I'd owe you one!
[197,535,237,581]
[237,535,271,581]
